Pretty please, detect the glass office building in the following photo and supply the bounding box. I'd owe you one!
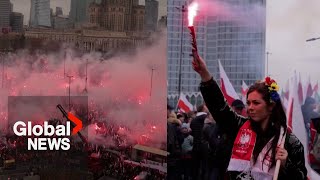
[167,0,266,107]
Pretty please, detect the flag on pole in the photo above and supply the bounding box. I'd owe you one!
[286,72,320,179]
[313,81,318,97]
[218,60,240,105]
[284,79,290,100]
[306,76,313,98]
[177,93,193,113]
[298,73,304,105]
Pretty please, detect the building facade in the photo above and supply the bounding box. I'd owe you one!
[30,0,51,27]
[88,0,145,32]
[56,7,63,16]
[167,0,266,107]
[0,0,11,31]
[10,12,24,33]
[158,16,167,29]
[144,0,159,32]
[52,15,73,30]
[24,29,148,52]
[69,0,94,24]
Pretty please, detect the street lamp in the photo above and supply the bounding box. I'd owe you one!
[306,37,320,42]
[83,59,88,93]
[67,75,73,112]
[150,66,156,97]
[175,5,187,98]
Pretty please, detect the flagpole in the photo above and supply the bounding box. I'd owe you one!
[176,93,181,111]
[273,131,287,180]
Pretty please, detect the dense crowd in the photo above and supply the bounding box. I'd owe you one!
[168,96,320,180]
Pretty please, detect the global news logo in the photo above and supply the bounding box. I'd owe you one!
[12,104,82,151]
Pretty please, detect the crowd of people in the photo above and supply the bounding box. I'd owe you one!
[167,99,247,180]
[167,52,320,180]
[0,120,166,180]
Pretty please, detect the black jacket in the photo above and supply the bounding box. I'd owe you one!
[190,113,207,152]
[202,122,231,170]
[167,122,184,167]
[200,78,307,180]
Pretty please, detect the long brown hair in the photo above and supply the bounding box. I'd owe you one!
[247,81,287,170]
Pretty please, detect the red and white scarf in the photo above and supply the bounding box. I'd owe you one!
[227,120,285,180]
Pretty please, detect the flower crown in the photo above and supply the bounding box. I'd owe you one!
[264,76,280,103]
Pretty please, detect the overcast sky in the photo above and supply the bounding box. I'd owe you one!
[266,0,320,87]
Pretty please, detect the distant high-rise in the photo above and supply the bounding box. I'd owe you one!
[10,2,13,12]
[89,0,145,32]
[30,0,51,27]
[0,0,11,30]
[158,15,167,29]
[69,0,94,24]
[10,12,24,32]
[56,7,63,16]
[167,0,266,106]
[144,0,158,32]
[53,16,73,29]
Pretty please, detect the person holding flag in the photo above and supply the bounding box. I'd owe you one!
[191,54,307,179]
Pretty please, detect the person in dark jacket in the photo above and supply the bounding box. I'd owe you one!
[191,54,307,180]
[231,99,246,117]
[201,114,230,180]
[167,112,184,180]
[301,96,320,142]
[190,104,209,180]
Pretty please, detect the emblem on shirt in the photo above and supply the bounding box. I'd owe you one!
[238,130,252,149]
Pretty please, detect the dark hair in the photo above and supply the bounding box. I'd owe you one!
[247,81,287,170]
[232,99,245,110]
[197,104,205,112]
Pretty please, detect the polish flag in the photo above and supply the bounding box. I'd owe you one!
[219,60,240,105]
[177,93,193,113]
[287,72,320,179]
[298,73,304,105]
[282,79,290,111]
[313,82,318,96]
[306,76,313,98]
[241,80,249,103]
[284,79,290,100]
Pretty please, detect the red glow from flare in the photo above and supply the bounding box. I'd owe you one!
[188,2,199,26]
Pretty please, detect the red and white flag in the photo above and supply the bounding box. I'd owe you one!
[218,60,240,105]
[284,79,290,100]
[241,80,249,103]
[286,72,320,179]
[177,93,193,113]
[313,82,319,96]
[282,79,290,111]
[306,76,313,98]
[298,73,304,105]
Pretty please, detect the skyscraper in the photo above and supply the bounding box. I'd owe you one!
[0,0,11,30]
[144,0,159,32]
[88,0,145,32]
[11,12,24,32]
[30,0,51,27]
[167,0,266,106]
[69,0,94,24]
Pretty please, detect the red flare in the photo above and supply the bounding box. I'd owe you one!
[188,2,198,26]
